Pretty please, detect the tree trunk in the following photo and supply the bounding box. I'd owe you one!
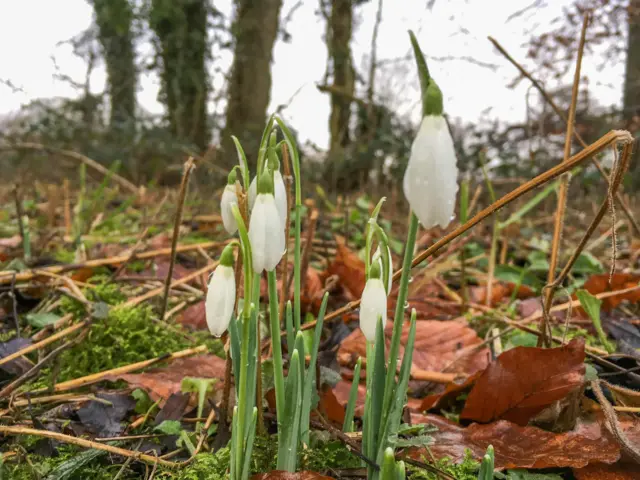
[221,0,282,171]
[150,0,209,151]
[92,0,136,132]
[624,0,640,186]
[327,0,355,162]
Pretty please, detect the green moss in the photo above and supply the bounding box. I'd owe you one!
[0,329,16,342]
[157,449,231,480]
[24,277,223,390]
[409,449,480,479]
[53,247,76,264]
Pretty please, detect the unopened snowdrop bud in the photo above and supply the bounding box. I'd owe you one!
[221,170,239,235]
[403,80,459,229]
[248,167,287,230]
[205,244,236,337]
[359,261,387,342]
[374,245,393,293]
[249,170,285,273]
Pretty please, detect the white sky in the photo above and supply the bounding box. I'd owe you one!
[0,0,626,150]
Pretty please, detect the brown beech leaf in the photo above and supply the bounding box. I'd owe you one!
[176,301,207,329]
[470,282,535,307]
[580,273,640,311]
[332,379,367,416]
[410,412,623,469]
[573,463,640,480]
[108,355,226,405]
[338,319,489,378]
[461,338,585,425]
[420,371,482,411]
[251,472,333,480]
[318,384,346,424]
[325,240,366,299]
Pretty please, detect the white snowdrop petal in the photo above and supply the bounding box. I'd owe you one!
[205,265,235,337]
[248,177,257,210]
[403,115,459,228]
[359,278,388,342]
[220,186,238,235]
[249,194,285,273]
[274,171,288,230]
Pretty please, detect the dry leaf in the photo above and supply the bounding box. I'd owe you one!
[573,463,640,480]
[470,282,535,307]
[108,355,226,405]
[410,412,624,469]
[318,384,346,424]
[460,338,585,425]
[420,372,482,411]
[326,240,366,299]
[176,301,207,329]
[580,273,640,311]
[338,319,489,378]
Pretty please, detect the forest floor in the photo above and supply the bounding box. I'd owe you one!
[0,163,639,480]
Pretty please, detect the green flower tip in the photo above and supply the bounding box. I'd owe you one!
[227,168,237,185]
[219,244,235,267]
[257,168,274,195]
[408,30,444,117]
[267,145,280,172]
[369,260,381,280]
[269,130,278,148]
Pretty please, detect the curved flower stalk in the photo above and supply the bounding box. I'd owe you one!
[221,170,239,235]
[249,170,286,273]
[403,32,459,230]
[205,244,236,336]
[360,262,388,342]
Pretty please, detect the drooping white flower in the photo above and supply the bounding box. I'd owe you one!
[403,115,459,229]
[249,170,287,230]
[221,184,238,235]
[249,172,285,273]
[359,263,388,343]
[206,245,236,337]
[373,245,393,293]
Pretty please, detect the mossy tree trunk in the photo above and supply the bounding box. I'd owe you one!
[150,0,209,152]
[91,0,136,165]
[221,0,283,170]
[624,0,640,187]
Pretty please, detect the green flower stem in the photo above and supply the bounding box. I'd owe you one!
[231,205,252,320]
[231,136,250,189]
[343,357,362,432]
[381,213,418,427]
[267,270,286,431]
[274,117,302,330]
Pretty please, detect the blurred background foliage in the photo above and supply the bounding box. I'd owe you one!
[0,0,638,197]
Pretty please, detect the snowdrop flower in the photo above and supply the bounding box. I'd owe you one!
[249,170,287,231]
[373,245,393,293]
[249,171,285,273]
[221,170,239,235]
[403,110,458,228]
[359,262,388,342]
[206,245,236,337]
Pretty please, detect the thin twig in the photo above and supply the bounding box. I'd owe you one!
[0,425,180,468]
[160,158,196,321]
[0,241,226,285]
[487,35,640,237]
[0,321,88,368]
[2,143,140,195]
[299,130,633,329]
[540,13,590,347]
[24,345,207,395]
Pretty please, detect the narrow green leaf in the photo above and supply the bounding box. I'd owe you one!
[576,289,614,353]
[343,357,362,433]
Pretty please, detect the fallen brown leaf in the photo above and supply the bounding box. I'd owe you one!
[176,301,207,329]
[573,462,640,480]
[420,371,482,411]
[338,319,489,378]
[410,412,625,469]
[580,273,640,311]
[318,384,347,424]
[470,282,535,307]
[325,240,366,299]
[461,338,585,425]
[108,354,226,405]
